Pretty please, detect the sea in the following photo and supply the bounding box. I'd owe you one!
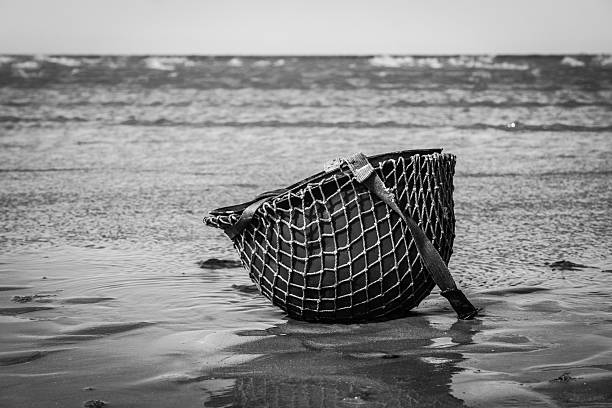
[0,55,611,407]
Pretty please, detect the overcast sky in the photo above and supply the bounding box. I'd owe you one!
[0,0,610,55]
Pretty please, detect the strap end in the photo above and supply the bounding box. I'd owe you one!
[441,289,479,320]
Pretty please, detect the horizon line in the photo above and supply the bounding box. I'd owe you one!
[2,52,609,58]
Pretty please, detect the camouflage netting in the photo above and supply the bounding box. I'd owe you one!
[204,150,456,322]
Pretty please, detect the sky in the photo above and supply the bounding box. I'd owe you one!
[0,0,611,55]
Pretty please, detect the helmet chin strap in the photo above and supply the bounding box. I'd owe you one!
[343,152,478,320]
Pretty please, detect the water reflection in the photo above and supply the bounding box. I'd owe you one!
[202,317,481,407]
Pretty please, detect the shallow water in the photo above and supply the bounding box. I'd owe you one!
[1,55,611,407]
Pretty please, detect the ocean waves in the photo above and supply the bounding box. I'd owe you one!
[1,84,610,133]
[3,115,610,133]
[115,120,612,132]
[3,86,611,108]
[0,55,610,137]
[1,55,611,90]
[5,98,611,109]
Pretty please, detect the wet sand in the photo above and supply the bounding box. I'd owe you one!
[1,248,611,407]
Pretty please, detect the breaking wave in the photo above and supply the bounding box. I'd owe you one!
[368,55,530,70]
[0,56,15,66]
[561,56,586,67]
[369,55,442,69]
[143,57,196,71]
[593,55,612,67]
[227,58,243,67]
[12,60,40,70]
[1,55,609,89]
[39,56,82,67]
[251,59,286,68]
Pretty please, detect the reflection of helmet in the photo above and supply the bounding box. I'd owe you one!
[205,148,476,322]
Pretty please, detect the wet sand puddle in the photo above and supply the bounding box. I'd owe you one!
[192,279,612,408]
[0,247,283,407]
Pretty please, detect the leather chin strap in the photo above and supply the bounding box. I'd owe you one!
[343,153,478,320]
[224,196,271,240]
[224,152,478,320]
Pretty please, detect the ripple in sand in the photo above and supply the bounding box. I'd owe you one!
[346,352,400,359]
[197,258,242,269]
[520,300,563,313]
[0,306,54,315]
[43,322,155,345]
[231,284,259,294]
[64,321,154,336]
[12,293,57,303]
[0,286,31,292]
[479,287,550,296]
[545,260,593,271]
[61,297,115,304]
[0,350,52,366]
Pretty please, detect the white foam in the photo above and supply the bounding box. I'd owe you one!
[369,55,528,70]
[449,55,490,68]
[144,57,173,71]
[13,60,40,70]
[144,57,195,71]
[41,56,82,67]
[448,56,528,70]
[593,55,612,67]
[273,59,285,67]
[227,57,243,67]
[561,56,585,67]
[369,55,415,68]
[12,60,41,78]
[80,57,102,65]
[252,60,271,68]
[418,57,443,69]
[492,61,530,70]
[369,55,444,69]
[0,56,15,66]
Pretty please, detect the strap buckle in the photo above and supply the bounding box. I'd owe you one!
[323,157,343,173]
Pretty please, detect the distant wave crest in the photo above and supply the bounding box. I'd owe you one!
[560,56,586,67]
[2,114,609,133]
[39,56,82,67]
[368,55,529,70]
[227,58,243,67]
[593,55,612,67]
[116,118,612,132]
[0,56,15,66]
[13,60,40,70]
[143,57,195,71]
